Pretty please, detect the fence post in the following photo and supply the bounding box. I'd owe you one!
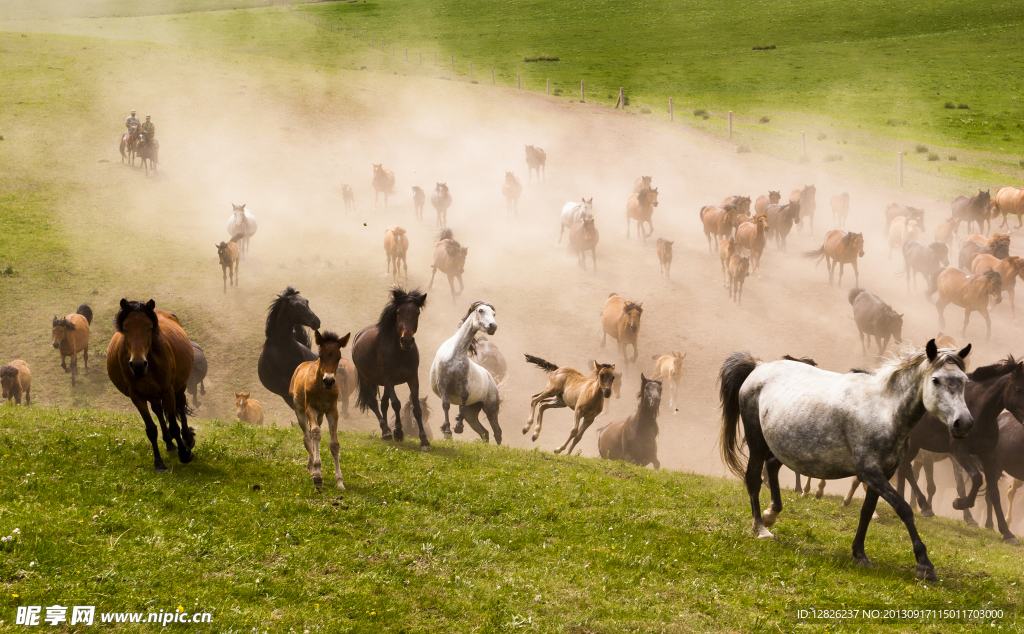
[669,97,674,121]
[405,48,408,61]
[898,152,904,187]
[491,68,495,84]
[470,61,473,76]
[801,131,807,159]
[547,78,550,95]
[434,51,437,65]
[616,87,624,109]
[581,80,585,102]
[518,74,521,90]
[729,111,734,139]
[452,54,455,71]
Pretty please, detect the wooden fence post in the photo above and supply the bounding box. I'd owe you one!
[581,80,585,102]
[898,152,904,187]
[470,61,473,76]
[729,111,733,139]
[616,87,624,109]
[518,74,521,90]
[491,68,495,84]
[669,97,674,121]
[801,131,807,159]
[547,78,550,95]
[452,54,455,71]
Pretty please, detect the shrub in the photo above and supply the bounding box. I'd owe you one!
[553,88,563,95]
[915,144,928,153]
[1003,135,1013,141]
[693,109,708,117]
[523,56,559,62]
[927,153,940,161]
[817,133,827,141]
[759,116,770,124]
[470,80,479,84]
[736,145,752,153]
[948,155,957,161]
[958,103,970,109]
[2,265,14,276]
[887,119,908,126]
[1020,159,1024,168]
[623,95,630,106]
[752,45,776,51]
[639,106,651,114]
[702,115,709,120]
[823,154,843,162]
[944,102,956,109]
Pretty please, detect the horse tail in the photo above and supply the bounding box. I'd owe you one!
[76,304,94,325]
[230,232,246,244]
[847,288,865,305]
[719,351,758,479]
[524,354,559,373]
[355,374,380,413]
[802,243,826,265]
[436,228,454,242]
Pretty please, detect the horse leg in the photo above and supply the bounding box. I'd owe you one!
[327,406,344,489]
[816,479,827,499]
[309,409,325,486]
[70,352,78,387]
[483,398,502,445]
[745,440,773,538]
[559,223,565,244]
[842,477,860,507]
[1008,479,1023,524]
[981,308,992,341]
[936,298,949,328]
[949,443,984,513]
[463,402,489,442]
[794,472,802,493]
[402,256,408,282]
[386,387,403,442]
[554,410,588,455]
[83,346,88,372]
[447,274,457,303]
[531,397,563,443]
[858,466,936,580]
[295,406,315,473]
[379,387,395,441]
[132,396,167,472]
[801,476,811,497]
[150,401,178,454]
[429,266,438,289]
[763,455,784,527]
[898,454,933,516]
[440,392,454,439]
[982,455,1017,543]
[364,389,391,440]
[222,265,227,293]
[923,459,937,509]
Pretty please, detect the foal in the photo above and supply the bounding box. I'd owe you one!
[384,226,409,282]
[523,355,616,455]
[289,330,352,488]
[216,235,241,293]
[52,303,92,387]
[656,238,673,278]
[598,374,662,468]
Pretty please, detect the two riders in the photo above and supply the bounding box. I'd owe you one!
[125,110,155,145]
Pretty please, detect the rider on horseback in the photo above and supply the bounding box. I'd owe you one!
[125,110,140,140]
[140,115,155,141]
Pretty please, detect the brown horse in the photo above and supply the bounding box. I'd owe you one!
[430,228,468,301]
[431,182,452,228]
[656,238,673,278]
[754,190,781,214]
[523,354,616,454]
[936,268,1002,340]
[934,217,960,250]
[831,192,850,229]
[633,175,652,193]
[569,216,599,270]
[120,130,139,165]
[722,195,752,217]
[342,184,355,213]
[601,293,642,366]
[700,204,738,252]
[352,287,430,448]
[626,187,659,240]
[598,374,662,469]
[650,352,685,413]
[884,203,926,234]
[290,330,351,488]
[216,236,240,293]
[525,145,546,183]
[803,230,865,287]
[735,213,768,274]
[972,255,1024,319]
[995,186,1024,230]
[502,172,523,218]
[719,236,736,285]
[791,185,816,233]
[235,392,265,425]
[107,299,195,471]
[384,226,409,282]
[959,233,1010,270]
[952,190,991,235]
[727,254,750,304]
[765,201,800,251]
[52,304,92,387]
[1,360,31,406]
[411,186,425,220]
[136,133,158,176]
[372,163,396,210]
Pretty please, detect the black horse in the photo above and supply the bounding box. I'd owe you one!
[187,340,208,408]
[257,287,321,409]
[849,288,903,355]
[952,190,991,235]
[901,241,949,296]
[897,356,1024,544]
[597,374,662,468]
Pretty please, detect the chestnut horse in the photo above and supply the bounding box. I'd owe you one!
[727,254,750,304]
[384,226,409,282]
[52,304,92,387]
[656,238,673,278]
[525,145,546,183]
[502,172,523,218]
[290,330,351,488]
[754,191,780,214]
[831,192,850,230]
[216,235,241,293]
[626,186,659,240]
[235,392,264,425]
[601,293,642,366]
[995,186,1024,230]
[651,352,685,413]
[569,216,599,271]
[430,228,468,302]
[523,354,616,454]
[1,360,31,406]
[735,213,768,274]
[598,374,663,469]
[803,230,864,287]
[411,186,425,220]
[700,204,739,252]
[972,254,1024,319]
[934,217,960,250]
[107,299,195,471]
[936,268,1002,340]
[372,163,396,210]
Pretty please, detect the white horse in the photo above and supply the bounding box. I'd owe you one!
[719,339,972,582]
[559,198,593,244]
[226,203,258,258]
[429,301,502,443]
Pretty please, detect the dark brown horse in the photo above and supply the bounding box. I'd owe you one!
[901,241,949,297]
[849,288,903,355]
[898,355,1023,544]
[598,374,662,468]
[430,228,468,301]
[958,233,1010,270]
[952,190,991,235]
[754,190,780,214]
[107,299,195,471]
[136,132,158,176]
[935,268,1002,340]
[765,201,800,251]
[803,230,864,287]
[352,288,430,449]
[258,287,321,409]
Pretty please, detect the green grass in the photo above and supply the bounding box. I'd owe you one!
[0,407,1021,632]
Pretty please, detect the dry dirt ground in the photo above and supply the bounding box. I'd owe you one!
[2,26,1022,527]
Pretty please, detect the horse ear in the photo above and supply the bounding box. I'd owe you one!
[958,344,972,359]
[339,332,352,348]
[235,392,241,398]
[145,299,156,311]
[243,392,250,398]
[590,360,597,371]
[926,339,938,361]
[120,298,129,309]
[641,373,647,383]
[314,330,324,346]
[241,204,246,209]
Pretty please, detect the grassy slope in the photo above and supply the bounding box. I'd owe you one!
[0,407,1021,633]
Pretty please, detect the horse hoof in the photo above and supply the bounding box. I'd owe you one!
[916,565,938,582]
[313,476,323,487]
[420,443,431,452]
[921,509,935,518]
[443,432,452,440]
[454,423,464,434]
[762,509,777,528]
[1004,536,1019,546]
[178,451,194,464]
[337,480,346,490]
[381,431,393,441]
[855,556,874,569]
[155,465,168,473]
[394,430,404,442]
[553,447,563,454]
[952,498,970,511]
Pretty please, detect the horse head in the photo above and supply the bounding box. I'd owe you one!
[990,234,1011,258]
[648,188,659,207]
[280,287,321,332]
[843,232,865,257]
[887,308,905,344]
[235,392,251,417]
[592,362,617,398]
[505,171,516,183]
[983,270,1003,303]
[51,316,74,349]
[385,287,427,351]
[997,356,1024,422]
[464,301,497,336]
[623,302,643,334]
[582,197,594,216]
[216,241,233,264]
[1008,256,1024,282]
[768,190,781,203]
[929,242,950,267]
[436,182,448,196]
[756,213,769,230]
[922,339,973,438]
[639,374,663,412]
[314,330,350,389]
[0,365,17,399]
[115,298,160,378]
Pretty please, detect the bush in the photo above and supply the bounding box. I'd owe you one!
[915,144,928,153]
[752,45,776,51]
[759,116,770,124]
[886,119,908,126]
[817,132,827,141]
[958,103,970,109]
[693,109,708,117]
[1020,159,1024,168]
[553,88,563,95]
[944,102,956,109]
[639,106,651,114]
[2,265,15,276]
[702,114,709,120]
[948,155,957,161]
[470,80,479,84]
[523,56,559,62]
[823,154,843,162]
[736,145,752,153]
[927,153,940,161]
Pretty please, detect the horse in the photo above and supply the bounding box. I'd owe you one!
[569,216,600,270]
[995,186,1024,230]
[384,226,409,282]
[958,233,1010,270]
[107,299,197,471]
[187,341,207,409]
[934,217,959,250]
[342,184,355,214]
[718,237,737,286]
[849,288,903,355]
[1,360,31,406]
[468,335,508,382]
[897,356,1024,544]
[803,230,864,287]
[650,352,685,413]
[901,241,949,296]
[952,190,991,235]
[523,355,616,454]
[935,268,1002,340]
[972,255,1024,319]
[372,163,396,210]
[754,190,780,215]
[560,198,593,243]
[601,294,642,366]
[119,130,139,165]
[216,236,241,293]
[995,413,1024,524]
[502,172,523,218]
[290,330,351,488]
[719,339,972,580]
[633,176,652,193]
[887,217,920,259]
[700,204,738,252]
[736,213,768,274]
[831,193,850,229]
[396,397,433,441]
[136,132,158,175]
[257,287,321,409]
[430,301,502,443]
[352,287,430,448]
[337,354,357,419]
[431,182,452,228]
[226,203,258,258]
[626,187,659,240]
[791,185,816,233]
[884,203,926,235]
[430,228,468,302]
[411,186,425,220]
[722,195,752,217]
[52,304,92,387]
[655,238,673,278]
[598,374,662,469]
[525,145,546,183]
[235,392,264,426]
[765,202,800,251]
[727,254,750,304]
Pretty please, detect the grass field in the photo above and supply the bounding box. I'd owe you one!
[0,407,1021,632]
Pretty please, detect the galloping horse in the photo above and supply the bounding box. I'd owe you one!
[655,238,673,278]
[411,186,425,220]
[52,304,92,387]
[831,193,850,229]
[429,301,502,443]
[569,216,599,271]
[719,340,972,580]
[560,198,593,243]
[626,187,659,240]
[765,201,800,251]
[754,190,780,215]
[700,204,739,252]
[525,145,546,183]
[803,230,865,287]
[502,172,523,218]
[290,330,351,488]
[523,355,616,454]
[849,288,903,355]
[735,213,768,274]
[935,268,1002,340]
[383,226,409,282]
[650,352,685,413]
[372,163,396,210]
[342,184,355,214]
[601,293,642,366]
[226,203,257,258]
[598,374,662,469]
[972,254,1024,319]
[994,186,1024,230]
[727,255,750,304]
[430,228,468,302]
[187,341,207,409]
[136,132,158,175]
[901,241,949,296]
[431,183,452,228]
[108,299,197,471]
[952,190,992,235]
[352,288,430,448]
[216,235,241,293]
[257,287,321,408]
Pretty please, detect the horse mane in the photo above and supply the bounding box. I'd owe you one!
[114,300,159,334]
[317,330,345,346]
[377,287,427,342]
[781,354,817,366]
[265,286,309,345]
[52,316,76,331]
[841,232,859,246]
[436,228,460,252]
[877,343,965,392]
[623,301,643,314]
[0,364,16,378]
[968,355,1020,382]
[460,301,495,356]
